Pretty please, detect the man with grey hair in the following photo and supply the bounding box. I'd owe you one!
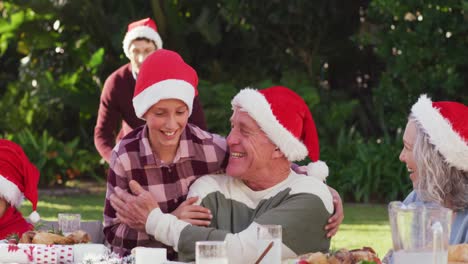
[110,86,334,263]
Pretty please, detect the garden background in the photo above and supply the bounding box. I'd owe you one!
[2,0,468,257]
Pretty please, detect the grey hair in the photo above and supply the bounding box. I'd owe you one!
[410,116,468,211]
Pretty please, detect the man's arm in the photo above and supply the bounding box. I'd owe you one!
[188,95,207,130]
[94,77,121,163]
[290,164,344,237]
[103,154,156,256]
[146,192,331,263]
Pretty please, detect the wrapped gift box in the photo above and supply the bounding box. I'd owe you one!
[0,243,107,264]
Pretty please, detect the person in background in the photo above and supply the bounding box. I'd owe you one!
[110,86,334,263]
[0,139,41,240]
[94,17,207,163]
[399,94,467,244]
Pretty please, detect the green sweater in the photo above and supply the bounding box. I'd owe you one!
[146,171,333,263]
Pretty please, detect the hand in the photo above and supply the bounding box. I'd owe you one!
[171,197,212,226]
[325,186,344,238]
[110,180,160,232]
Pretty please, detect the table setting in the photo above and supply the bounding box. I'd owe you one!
[1,205,466,264]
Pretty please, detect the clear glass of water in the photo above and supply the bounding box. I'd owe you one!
[256,224,282,264]
[195,241,228,264]
[58,213,81,236]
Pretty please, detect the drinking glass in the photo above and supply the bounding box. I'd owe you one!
[389,202,452,264]
[256,224,282,264]
[195,241,228,264]
[58,213,81,236]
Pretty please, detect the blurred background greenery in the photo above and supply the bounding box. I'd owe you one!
[1,0,468,205]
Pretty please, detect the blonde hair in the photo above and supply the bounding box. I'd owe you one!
[410,116,468,211]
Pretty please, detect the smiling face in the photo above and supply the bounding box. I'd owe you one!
[128,38,157,74]
[399,119,418,188]
[225,108,277,181]
[143,99,189,159]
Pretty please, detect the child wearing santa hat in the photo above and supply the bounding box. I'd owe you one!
[400,95,467,244]
[103,49,228,258]
[0,139,40,240]
[104,49,344,258]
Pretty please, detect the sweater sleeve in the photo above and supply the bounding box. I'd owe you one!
[146,191,330,263]
[188,95,207,130]
[94,74,122,163]
[103,152,162,256]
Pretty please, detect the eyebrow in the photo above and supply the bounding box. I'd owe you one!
[403,139,413,148]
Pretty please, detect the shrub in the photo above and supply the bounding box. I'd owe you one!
[5,129,105,187]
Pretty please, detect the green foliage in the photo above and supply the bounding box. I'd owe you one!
[5,129,105,187]
[198,80,238,136]
[1,0,466,201]
[324,127,411,203]
[358,0,468,133]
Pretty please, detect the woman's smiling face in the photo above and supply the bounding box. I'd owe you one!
[399,120,418,188]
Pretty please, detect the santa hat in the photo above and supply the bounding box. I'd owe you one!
[133,49,198,119]
[122,17,163,59]
[0,139,41,222]
[411,94,468,171]
[231,86,329,181]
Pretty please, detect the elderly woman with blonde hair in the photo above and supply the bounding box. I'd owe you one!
[399,94,468,244]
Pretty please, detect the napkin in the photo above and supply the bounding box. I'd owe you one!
[133,247,167,264]
[73,244,108,263]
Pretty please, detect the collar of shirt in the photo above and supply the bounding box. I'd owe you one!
[140,124,196,168]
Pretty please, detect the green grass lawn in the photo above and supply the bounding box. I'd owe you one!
[20,193,392,258]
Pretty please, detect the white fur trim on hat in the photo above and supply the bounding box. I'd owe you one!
[231,88,308,161]
[0,174,23,208]
[411,94,468,171]
[306,160,329,181]
[133,79,195,119]
[122,26,163,59]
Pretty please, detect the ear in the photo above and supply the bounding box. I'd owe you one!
[271,147,285,159]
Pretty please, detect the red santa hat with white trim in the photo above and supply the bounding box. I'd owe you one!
[0,139,41,222]
[231,86,329,181]
[133,49,198,119]
[122,17,163,59]
[411,94,468,171]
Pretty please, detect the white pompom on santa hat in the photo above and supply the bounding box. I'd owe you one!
[132,49,198,119]
[411,94,468,171]
[0,139,41,223]
[122,17,163,59]
[231,86,329,181]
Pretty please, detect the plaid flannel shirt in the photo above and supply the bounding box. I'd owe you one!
[103,124,228,258]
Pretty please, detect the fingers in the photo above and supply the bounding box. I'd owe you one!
[186,205,211,214]
[129,180,145,196]
[114,187,134,202]
[184,196,199,205]
[185,219,211,226]
[110,194,127,212]
[327,226,339,238]
[179,211,212,221]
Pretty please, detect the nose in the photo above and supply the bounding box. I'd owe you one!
[165,115,177,129]
[399,148,405,162]
[226,130,239,146]
[137,54,146,64]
